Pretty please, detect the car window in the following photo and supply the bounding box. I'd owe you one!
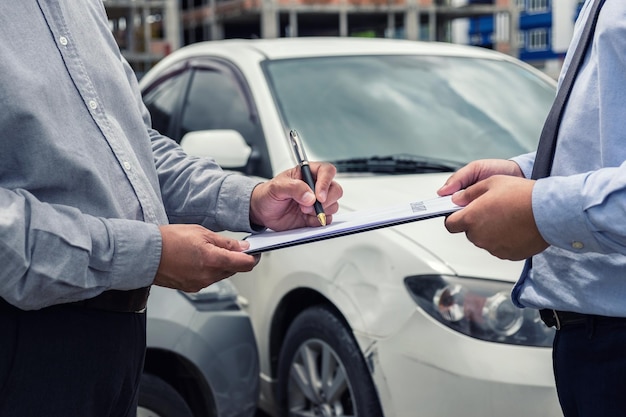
[178,64,272,178]
[142,70,190,137]
[264,55,555,166]
[180,67,256,140]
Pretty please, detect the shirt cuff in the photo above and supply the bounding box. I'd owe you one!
[510,152,535,179]
[87,217,162,290]
[532,173,601,253]
[214,173,263,232]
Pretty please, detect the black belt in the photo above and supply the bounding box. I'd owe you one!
[0,287,150,313]
[540,309,626,330]
[71,287,151,313]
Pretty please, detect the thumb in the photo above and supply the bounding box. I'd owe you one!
[438,179,462,197]
[450,181,488,207]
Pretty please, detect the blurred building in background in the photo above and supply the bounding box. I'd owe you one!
[179,0,518,54]
[104,0,584,78]
[104,0,181,75]
[463,0,584,78]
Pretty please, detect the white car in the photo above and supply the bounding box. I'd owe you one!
[139,37,562,417]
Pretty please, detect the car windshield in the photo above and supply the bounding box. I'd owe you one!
[263,54,555,171]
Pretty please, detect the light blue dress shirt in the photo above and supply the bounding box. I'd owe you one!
[511,0,626,316]
[0,1,260,310]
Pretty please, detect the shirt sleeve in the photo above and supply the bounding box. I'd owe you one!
[533,161,626,255]
[510,152,536,179]
[150,129,262,232]
[0,188,162,310]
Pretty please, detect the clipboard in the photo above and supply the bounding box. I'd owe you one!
[244,195,461,254]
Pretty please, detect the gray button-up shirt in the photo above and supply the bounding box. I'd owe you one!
[0,1,259,309]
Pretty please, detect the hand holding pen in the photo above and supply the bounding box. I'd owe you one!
[289,129,327,226]
[247,132,342,232]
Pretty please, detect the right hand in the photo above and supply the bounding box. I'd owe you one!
[437,159,525,197]
[250,161,343,231]
[154,224,260,292]
[436,158,547,261]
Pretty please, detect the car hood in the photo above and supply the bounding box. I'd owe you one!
[334,173,524,283]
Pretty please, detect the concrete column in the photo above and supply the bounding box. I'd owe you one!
[386,10,395,38]
[261,0,279,38]
[164,0,181,50]
[339,0,348,37]
[429,8,436,41]
[288,10,298,37]
[208,0,221,40]
[339,10,348,36]
[508,6,519,58]
[404,0,418,40]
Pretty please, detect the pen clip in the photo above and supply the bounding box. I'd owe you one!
[289,129,308,166]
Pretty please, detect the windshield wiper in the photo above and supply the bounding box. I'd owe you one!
[331,154,462,174]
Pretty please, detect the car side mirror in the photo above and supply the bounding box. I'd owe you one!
[180,130,252,169]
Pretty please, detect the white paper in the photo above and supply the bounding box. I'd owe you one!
[244,195,461,254]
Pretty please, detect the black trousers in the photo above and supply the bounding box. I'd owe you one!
[0,299,146,417]
[553,317,626,417]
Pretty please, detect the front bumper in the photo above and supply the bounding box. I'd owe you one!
[369,308,561,417]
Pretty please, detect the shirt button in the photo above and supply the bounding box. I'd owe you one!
[59,36,68,46]
[88,100,98,110]
[572,241,584,250]
[123,161,132,171]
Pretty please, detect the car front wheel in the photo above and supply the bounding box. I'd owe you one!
[137,373,194,417]
[277,305,383,417]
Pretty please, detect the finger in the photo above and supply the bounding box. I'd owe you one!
[205,245,260,273]
[270,167,318,206]
[450,179,490,207]
[324,181,343,207]
[438,169,471,196]
[308,162,337,202]
[300,197,340,219]
[437,162,485,196]
[285,178,318,207]
[302,212,329,228]
[443,210,467,234]
[200,233,257,265]
[203,231,250,252]
[450,190,469,206]
[321,201,340,216]
[438,174,464,196]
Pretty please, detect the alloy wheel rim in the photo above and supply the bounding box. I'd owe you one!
[287,338,356,417]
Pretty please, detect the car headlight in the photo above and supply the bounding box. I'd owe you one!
[180,279,241,311]
[404,275,554,347]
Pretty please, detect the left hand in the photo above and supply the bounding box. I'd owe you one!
[444,175,548,260]
[249,162,343,231]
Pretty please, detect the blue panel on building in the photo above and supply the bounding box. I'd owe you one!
[466,2,578,66]
[520,12,552,30]
[520,49,558,62]
[468,16,494,35]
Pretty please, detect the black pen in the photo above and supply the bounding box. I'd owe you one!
[288,129,326,226]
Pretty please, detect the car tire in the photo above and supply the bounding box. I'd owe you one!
[276,305,383,417]
[137,373,194,417]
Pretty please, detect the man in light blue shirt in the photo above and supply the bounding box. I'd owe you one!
[0,1,342,416]
[438,1,626,415]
